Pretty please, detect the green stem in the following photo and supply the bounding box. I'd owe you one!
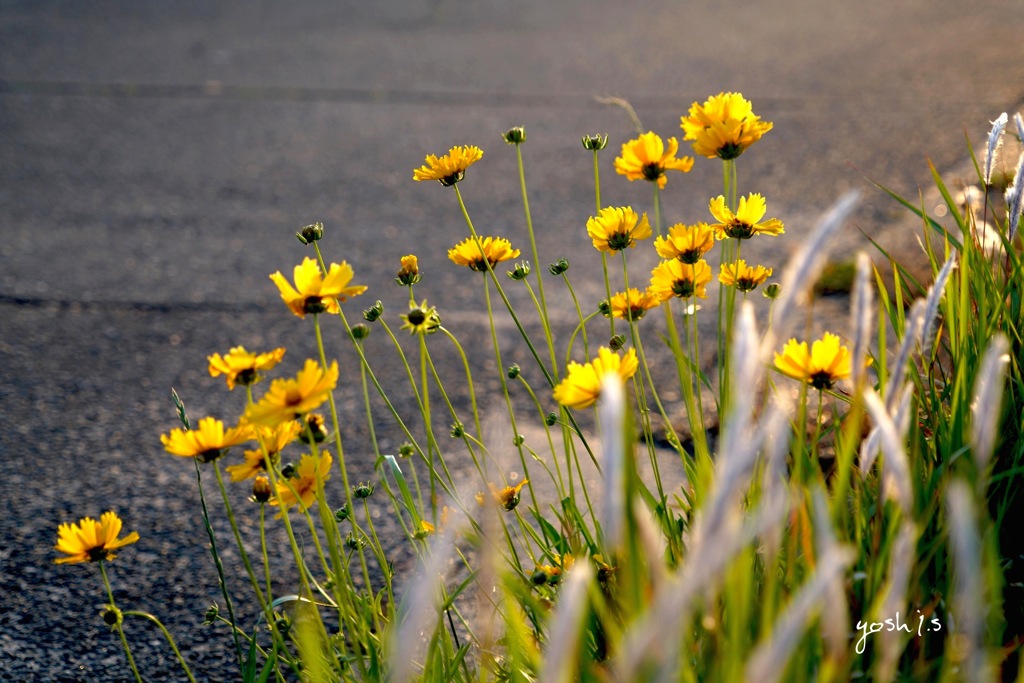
[191,457,243,669]
[99,562,144,683]
[122,610,198,683]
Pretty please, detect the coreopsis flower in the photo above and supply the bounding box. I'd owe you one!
[608,288,661,321]
[718,260,773,293]
[161,416,253,463]
[654,222,716,264]
[553,347,639,410]
[708,194,784,240]
[272,451,333,512]
[244,359,339,427]
[226,421,302,482]
[489,479,530,511]
[54,511,140,564]
[413,145,484,186]
[773,332,856,390]
[614,132,694,189]
[586,206,652,252]
[400,299,441,335]
[448,236,521,272]
[680,92,773,160]
[270,257,367,318]
[649,259,713,301]
[207,346,286,390]
[395,254,421,286]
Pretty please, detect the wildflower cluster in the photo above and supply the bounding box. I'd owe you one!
[54,94,1024,683]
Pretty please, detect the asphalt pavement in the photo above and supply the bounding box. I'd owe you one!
[3,1,1024,679]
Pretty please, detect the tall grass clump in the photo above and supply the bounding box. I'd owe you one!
[53,95,1024,681]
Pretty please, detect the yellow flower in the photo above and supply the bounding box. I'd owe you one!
[654,222,716,264]
[649,259,713,301]
[208,346,286,390]
[244,359,339,427]
[708,194,784,240]
[681,92,773,160]
[272,451,333,512]
[608,287,662,321]
[718,260,773,293]
[586,206,652,252]
[269,257,368,318]
[54,511,140,564]
[400,299,441,335]
[413,145,484,186]
[395,254,421,286]
[773,332,855,390]
[490,479,530,511]
[614,132,694,189]
[553,347,639,410]
[226,421,302,482]
[448,236,521,272]
[161,416,253,463]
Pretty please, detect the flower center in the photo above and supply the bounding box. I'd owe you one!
[672,280,696,298]
[809,371,835,390]
[303,296,329,315]
[641,163,664,181]
[607,232,633,251]
[725,222,755,240]
[717,142,743,160]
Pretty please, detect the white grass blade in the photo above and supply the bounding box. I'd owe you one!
[1015,112,1024,146]
[744,544,855,683]
[860,382,912,483]
[599,373,626,552]
[862,388,914,515]
[1006,150,1024,242]
[886,299,925,414]
[971,334,1010,472]
[388,526,457,682]
[768,191,861,347]
[874,521,918,683]
[984,112,1008,186]
[616,496,788,679]
[810,489,850,660]
[920,255,956,363]
[539,562,594,683]
[851,252,875,390]
[946,481,994,682]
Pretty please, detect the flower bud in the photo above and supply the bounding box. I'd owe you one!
[507,363,521,379]
[298,413,329,444]
[502,126,527,144]
[295,222,324,245]
[398,442,415,459]
[251,474,272,503]
[545,412,558,426]
[507,260,531,280]
[102,606,121,627]
[450,421,465,438]
[281,462,297,479]
[203,603,220,626]
[334,503,351,522]
[548,258,569,275]
[345,533,366,550]
[353,482,375,499]
[582,134,609,151]
[609,334,626,351]
[363,300,384,322]
[395,254,421,286]
[763,282,782,299]
[350,323,371,340]
[598,300,612,317]
[513,434,525,446]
